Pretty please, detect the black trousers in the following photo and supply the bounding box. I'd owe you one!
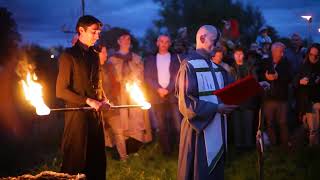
[153,102,181,154]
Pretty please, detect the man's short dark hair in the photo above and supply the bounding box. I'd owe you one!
[233,46,244,53]
[76,15,102,34]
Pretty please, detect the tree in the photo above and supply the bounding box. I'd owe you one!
[144,0,277,49]
[0,7,21,65]
[140,27,160,56]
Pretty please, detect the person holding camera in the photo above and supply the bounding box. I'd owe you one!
[261,42,293,148]
[294,44,320,146]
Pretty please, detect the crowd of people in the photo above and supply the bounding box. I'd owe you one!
[56,15,320,180]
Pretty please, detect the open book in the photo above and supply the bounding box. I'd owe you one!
[213,75,263,105]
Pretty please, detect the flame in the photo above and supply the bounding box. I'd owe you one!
[21,72,50,115]
[125,82,151,110]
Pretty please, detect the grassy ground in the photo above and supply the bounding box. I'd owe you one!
[225,146,320,180]
[29,143,178,180]
[26,142,320,180]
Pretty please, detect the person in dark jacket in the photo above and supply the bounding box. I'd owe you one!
[229,46,259,149]
[261,42,292,148]
[294,44,320,146]
[56,15,110,180]
[285,33,306,76]
[144,35,181,154]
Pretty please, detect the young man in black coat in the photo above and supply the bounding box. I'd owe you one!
[56,15,110,180]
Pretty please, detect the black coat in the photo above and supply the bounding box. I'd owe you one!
[261,58,293,101]
[294,60,320,113]
[56,41,106,179]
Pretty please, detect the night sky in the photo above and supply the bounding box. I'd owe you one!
[1,0,319,48]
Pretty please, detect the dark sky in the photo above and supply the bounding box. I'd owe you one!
[1,0,319,48]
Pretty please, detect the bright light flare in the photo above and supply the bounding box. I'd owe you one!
[301,15,312,21]
[125,82,151,110]
[21,72,50,115]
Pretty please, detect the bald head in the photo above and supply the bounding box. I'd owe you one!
[196,25,219,52]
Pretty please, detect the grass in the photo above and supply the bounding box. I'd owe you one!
[105,143,178,180]
[29,142,178,180]
[225,146,320,180]
[19,143,320,180]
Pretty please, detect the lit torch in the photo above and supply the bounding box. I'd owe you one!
[125,82,151,110]
[21,71,151,115]
[21,72,51,116]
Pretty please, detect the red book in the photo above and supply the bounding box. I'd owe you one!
[213,75,263,105]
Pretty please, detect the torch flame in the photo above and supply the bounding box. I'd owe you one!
[21,72,50,115]
[125,82,151,110]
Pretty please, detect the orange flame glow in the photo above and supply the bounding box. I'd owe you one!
[125,82,151,110]
[21,72,50,115]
